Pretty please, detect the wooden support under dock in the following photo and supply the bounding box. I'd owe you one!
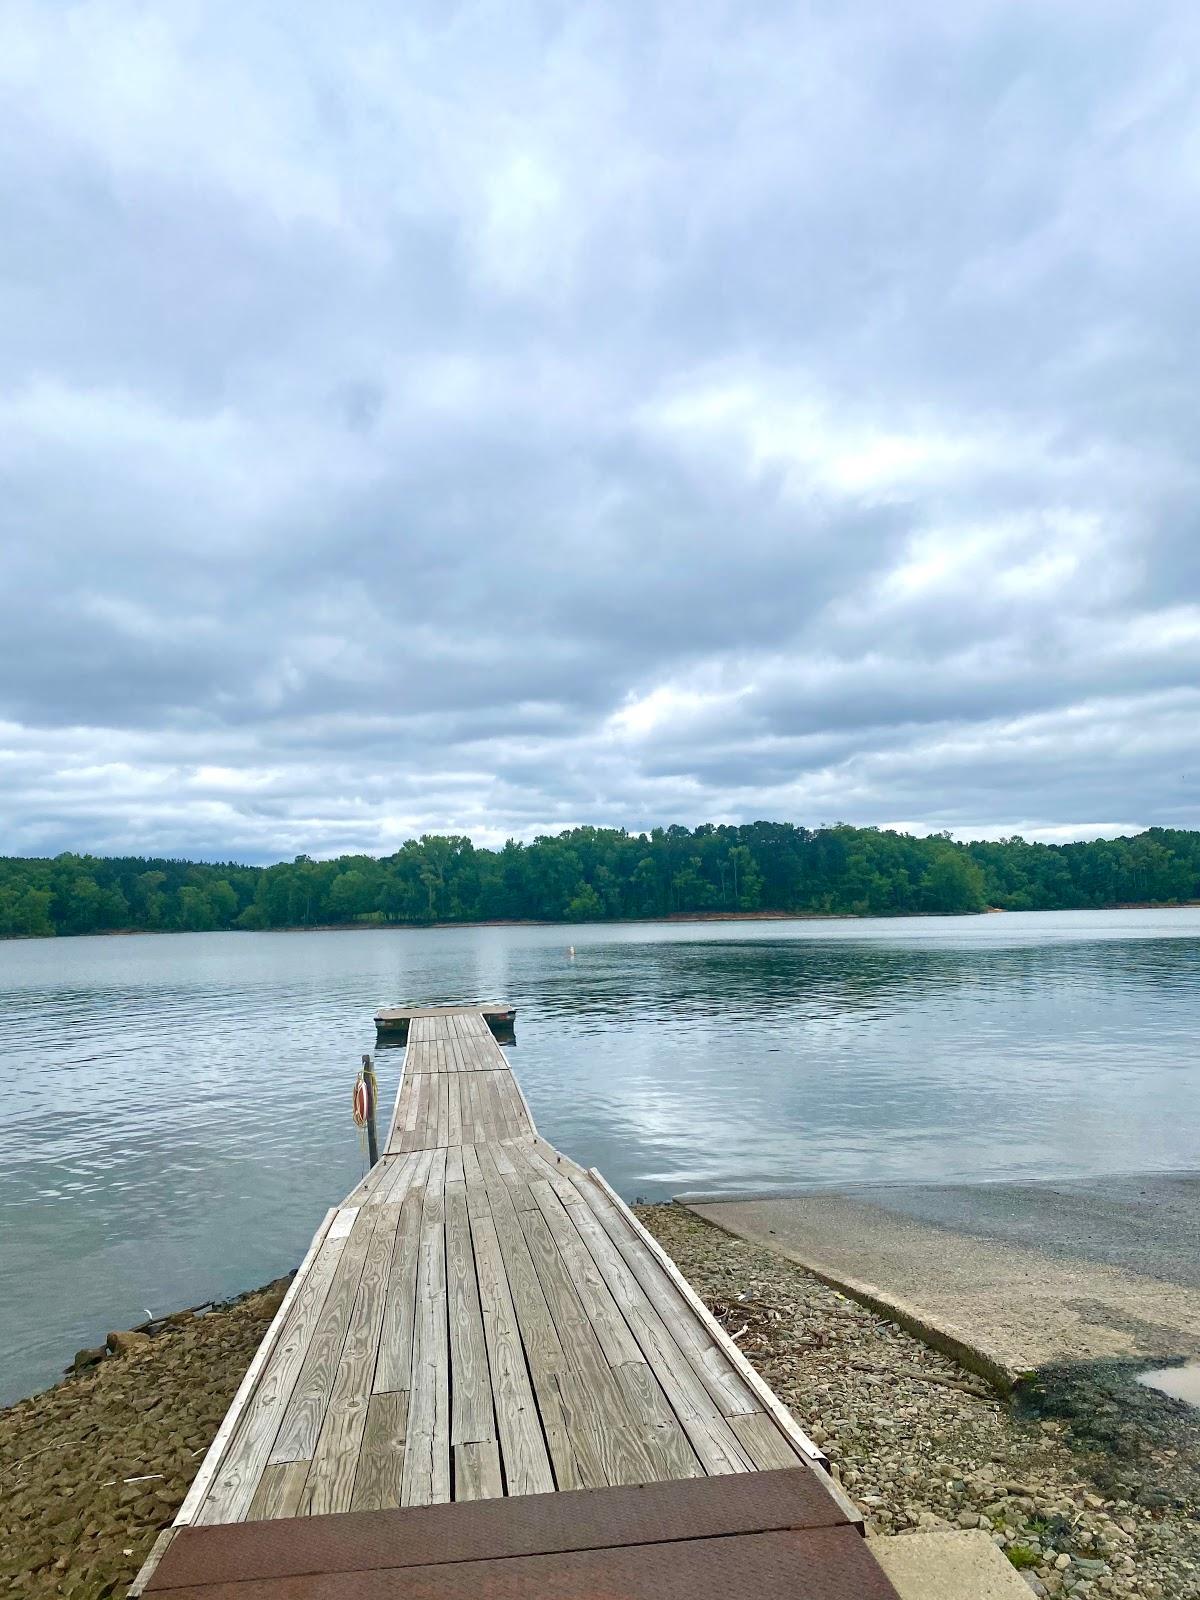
[133,1007,900,1599]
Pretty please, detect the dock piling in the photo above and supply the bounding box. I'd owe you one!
[356,1053,379,1167]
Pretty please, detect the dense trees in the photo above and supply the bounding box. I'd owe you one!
[2,824,1199,939]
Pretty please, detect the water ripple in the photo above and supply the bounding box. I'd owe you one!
[2,911,1200,1401]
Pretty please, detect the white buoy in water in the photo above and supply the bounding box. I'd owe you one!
[568,945,575,958]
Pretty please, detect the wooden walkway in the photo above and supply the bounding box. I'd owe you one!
[135,1008,897,1598]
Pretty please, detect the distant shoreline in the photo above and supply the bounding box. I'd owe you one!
[2,908,854,941]
[5,900,1200,942]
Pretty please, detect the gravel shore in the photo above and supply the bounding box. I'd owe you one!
[638,1204,1199,1600]
[2,1210,1195,1600]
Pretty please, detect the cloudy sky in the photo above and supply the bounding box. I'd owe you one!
[3,1,1199,862]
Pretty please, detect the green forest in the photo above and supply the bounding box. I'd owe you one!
[2,822,1199,938]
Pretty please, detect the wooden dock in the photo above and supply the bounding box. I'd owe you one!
[133,1008,900,1599]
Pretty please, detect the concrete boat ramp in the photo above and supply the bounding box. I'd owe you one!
[133,1007,915,1599]
[683,1178,1200,1387]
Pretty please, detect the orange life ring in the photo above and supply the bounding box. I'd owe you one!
[352,1074,371,1127]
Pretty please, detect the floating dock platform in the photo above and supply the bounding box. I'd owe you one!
[374,1004,517,1044]
[133,1008,899,1598]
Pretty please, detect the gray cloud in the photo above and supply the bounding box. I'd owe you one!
[2,0,1199,861]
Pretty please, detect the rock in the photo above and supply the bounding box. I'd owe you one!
[254,1276,292,1320]
[72,1346,106,1372]
[106,1330,152,1356]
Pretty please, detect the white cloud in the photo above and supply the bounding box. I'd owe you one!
[1,0,1199,858]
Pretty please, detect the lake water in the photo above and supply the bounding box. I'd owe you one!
[2,909,1199,1404]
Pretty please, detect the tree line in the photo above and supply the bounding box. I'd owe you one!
[2,823,1199,939]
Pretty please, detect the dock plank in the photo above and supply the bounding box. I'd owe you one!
[400,1153,450,1506]
[444,1187,495,1448]
[305,1203,401,1515]
[349,1392,408,1512]
[468,1213,555,1497]
[246,1462,310,1522]
[268,1209,380,1469]
[484,1189,584,1490]
[575,1176,760,1418]
[454,1440,503,1501]
[527,1180,644,1368]
[729,1411,808,1471]
[562,1187,758,1475]
[194,1215,351,1526]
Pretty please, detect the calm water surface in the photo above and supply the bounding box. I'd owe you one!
[2,910,1199,1403]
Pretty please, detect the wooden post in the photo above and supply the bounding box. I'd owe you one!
[361,1053,379,1167]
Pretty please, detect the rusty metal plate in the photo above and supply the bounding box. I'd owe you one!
[146,1527,900,1600]
[150,1468,853,1590]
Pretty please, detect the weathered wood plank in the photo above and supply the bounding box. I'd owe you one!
[463,1072,482,1141]
[477,1073,500,1137]
[181,1206,338,1526]
[527,1180,644,1368]
[246,1461,310,1522]
[378,1151,420,1206]
[468,1213,555,1497]
[485,1189,583,1490]
[343,1157,395,1208]
[447,1074,463,1147]
[268,1209,379,1468]
[445,1187,496,1448]
[584,1170,827,1477]
[563,1190,757,1476]
[615,1361,705,1481]
[729,1410,807,1470]
[490,1143,517,1179]
[517,1205,660,1486]
[552,1364,661,1488]
[349,1391,408,1512]
[400,1163,450,1505]
[516,1205,608,1374]
[454,1439,503,1500]
[416,1073,433,1148]
[576,1176,760,1418]
[461,1143,491,1221]
[521,1143,584,1204]
[195,1211,351,1525]
[441,1073,452,1143]
[304,1202,401,1515]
